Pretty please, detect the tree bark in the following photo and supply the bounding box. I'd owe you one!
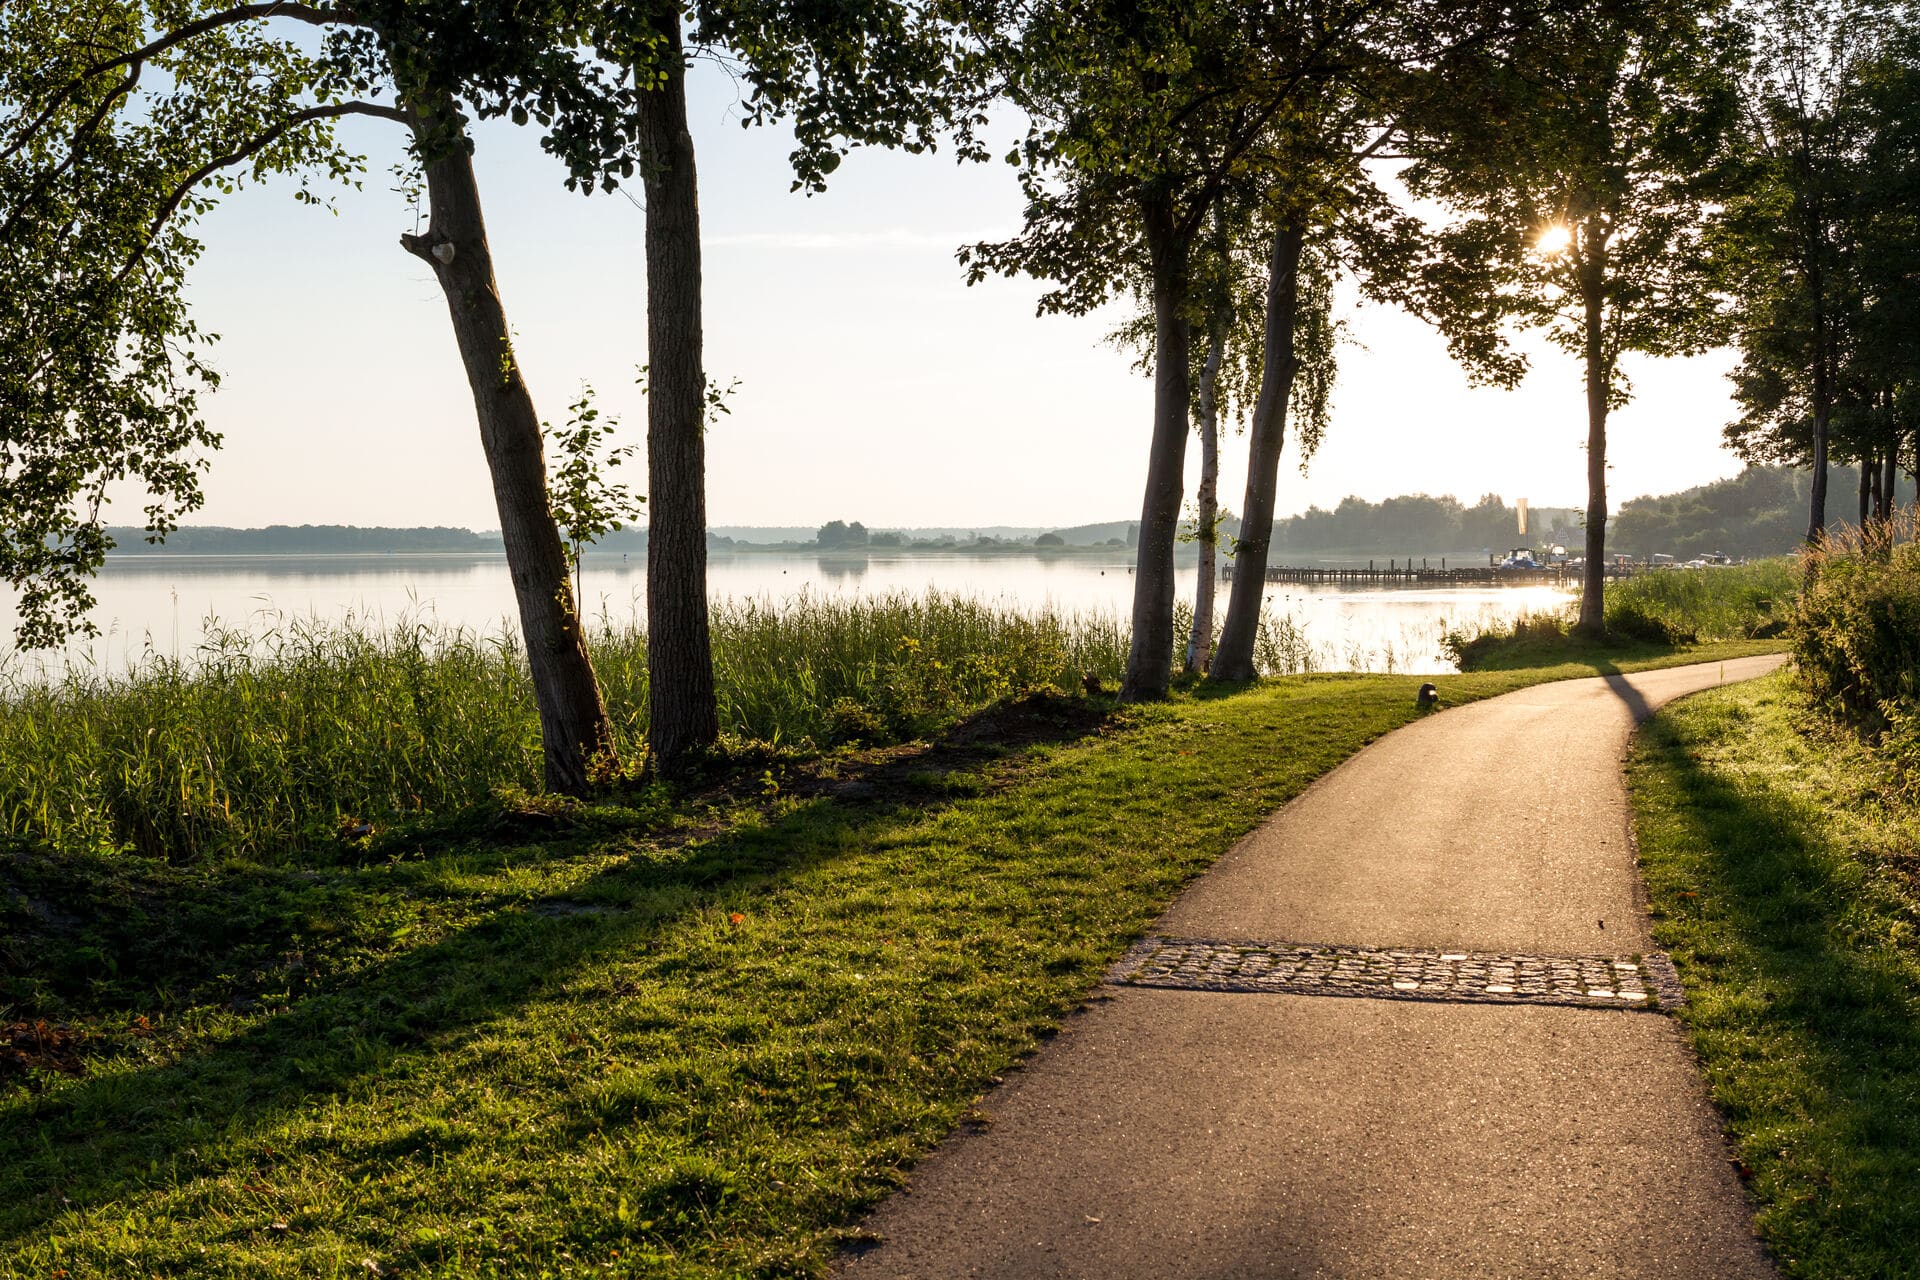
[1858,446,1872,529]
[1806,261,1831,544]
[1576,255,1610,637]
[1211,216,1306,683]
[1185,313,1226,676]
[1880,442,1896,524]
[400,96,612,796]
[1119,195,1192,703]
[634,13,719,767]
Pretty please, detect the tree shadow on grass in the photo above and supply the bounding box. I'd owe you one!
[1643,714,1920,1273]
[0,693,1114,1242]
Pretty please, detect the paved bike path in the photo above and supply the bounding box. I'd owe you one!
[841,655,1786,1279]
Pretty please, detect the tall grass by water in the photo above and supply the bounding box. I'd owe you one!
[0,585,1554,865]
[0,593,1136,863]
[1442,559,1798,668]
[1603,557,1798,641]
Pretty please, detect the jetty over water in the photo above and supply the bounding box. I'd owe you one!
[1225,559,1644,586]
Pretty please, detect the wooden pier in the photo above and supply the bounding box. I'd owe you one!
[1223,559,1646,585]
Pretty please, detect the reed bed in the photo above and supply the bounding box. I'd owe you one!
[0,585,1488,864]
[1443,559,1800,668]
[1602,556,1798,641]
[0,593,1134,863]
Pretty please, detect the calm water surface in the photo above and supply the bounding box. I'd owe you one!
[6,550,1572,678]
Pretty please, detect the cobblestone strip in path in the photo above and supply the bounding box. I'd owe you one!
[1107,936,1686,1012]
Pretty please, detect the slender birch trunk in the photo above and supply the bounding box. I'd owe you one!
[1185,316,1226,675]
[1859,448,1872,529]
[1210,215,1307,684]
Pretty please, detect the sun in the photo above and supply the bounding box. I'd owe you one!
[1536,224,1574,256]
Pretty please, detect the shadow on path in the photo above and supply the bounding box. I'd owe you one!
[1603,671,1654,722]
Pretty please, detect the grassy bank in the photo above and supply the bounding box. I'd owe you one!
[1630,671,1920,1279]
[0,589,1779,867]
[0,594,1128,863]
[1,641,1771,1278]
[1606,557,1798,640]
[1445,559,1797,669]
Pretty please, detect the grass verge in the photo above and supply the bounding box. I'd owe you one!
[1630,670,1920,1279]
[3,639,1776,1278]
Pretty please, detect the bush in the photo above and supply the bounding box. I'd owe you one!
[1600,558,1796,641]
[1439,612,1570,670]
[1604,604,1695,646]
[1792,517,1920,779]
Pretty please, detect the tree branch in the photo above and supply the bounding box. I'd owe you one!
[113,100,406,284]
[3,3,360,167]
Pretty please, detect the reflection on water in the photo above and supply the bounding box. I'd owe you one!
[3,550,1574,679]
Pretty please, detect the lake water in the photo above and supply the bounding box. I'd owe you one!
[4,550,1573,679]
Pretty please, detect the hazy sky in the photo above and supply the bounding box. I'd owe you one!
[170,62,1748,532]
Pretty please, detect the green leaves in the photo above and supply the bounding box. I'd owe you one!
[1397,0,1741,383]
[1719,0,1920,484]
[543,383,646,592]
[0,0,371,648]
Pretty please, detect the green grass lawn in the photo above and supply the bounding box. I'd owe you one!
[1631,671,1920,1280]
[3,640,1778,1278]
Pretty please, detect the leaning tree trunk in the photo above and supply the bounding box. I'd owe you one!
[1576,262,1610,638]
[1185,315,1227,675]
[1119,197,1193,703]
[400,97,612,796]
[1211,216,1307,683]
[635,14,719,768]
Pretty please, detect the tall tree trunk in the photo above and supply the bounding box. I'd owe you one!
[1858,447,1872,529]
[1211,215,1307,684]
[1119,197,1192,702]
[635,14,719,767]
[1880,442,1896,523]
[400,97,611,796]
[1576,263,1610,637]
[1185,314,1226,675]
[1806,262,1831,544]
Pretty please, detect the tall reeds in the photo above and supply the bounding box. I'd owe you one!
[0,593,1130,863]
[1602,557,1798,640]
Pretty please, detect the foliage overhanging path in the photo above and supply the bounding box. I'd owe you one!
[843,655,1787,1278]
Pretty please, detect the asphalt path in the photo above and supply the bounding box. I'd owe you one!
[840,655,1787,1279]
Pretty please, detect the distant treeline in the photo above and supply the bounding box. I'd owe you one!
[1612,465,1872,559]
[709,520,1144,551]
[103,525,504,554]
[1271,494,1581,554]
[100,466,1865,559]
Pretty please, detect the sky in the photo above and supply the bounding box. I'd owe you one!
[168,61,1750,533]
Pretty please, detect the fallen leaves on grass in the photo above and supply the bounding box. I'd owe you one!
[1,1020,89,1081]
